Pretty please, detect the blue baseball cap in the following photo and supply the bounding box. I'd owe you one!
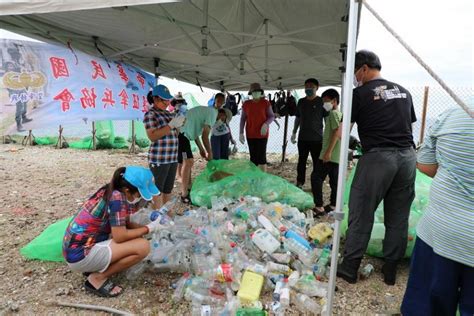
[123,166,160,201]
[152,84,173,100]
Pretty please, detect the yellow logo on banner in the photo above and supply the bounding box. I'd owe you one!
[2,71,47,90]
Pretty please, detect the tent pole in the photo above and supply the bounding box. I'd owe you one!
[326,0,360,315]
[418,86,429,145]
[281,112,289,164]
[264,19,269,84]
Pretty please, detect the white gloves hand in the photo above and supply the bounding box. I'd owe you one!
[239,133,245,144]
[146,219,165,233]
[168,115,185,129]
[290,133,297,144]
[260,123,269,136]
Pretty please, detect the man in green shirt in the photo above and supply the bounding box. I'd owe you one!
[178,106,217,203]
[311,89,342,216]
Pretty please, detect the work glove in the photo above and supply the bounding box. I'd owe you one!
[260,123,269,136]
[290,133,297,144]
[168,115,185,129]
[239,133,245,144]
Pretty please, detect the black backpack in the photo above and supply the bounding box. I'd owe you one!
[224,92,241,116]
[273,91,297,117]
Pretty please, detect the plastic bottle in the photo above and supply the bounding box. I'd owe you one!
[284,230,311,250]
[251,229,280,254]
[125,260,148,280]
[294,293,322,314]
[287,270,300,287]
[185,287,223,305]
[257,215,280,237]
[294,273,328,298]
[359,263,374,279]
[237,270,265,303]
[129,207,153,226]
[284,238,315,266]
[269,252,292,264]
[266,261,291,275]
[314,247,331,280]
[279,279,290,307]
[272,277,284,301]
[172,272,190,302]
[149,197,178,220]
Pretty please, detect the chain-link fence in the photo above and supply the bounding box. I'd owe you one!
[7,86,473,159]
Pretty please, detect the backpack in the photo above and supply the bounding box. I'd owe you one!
[223,92,241,116]
[273,91,297,116]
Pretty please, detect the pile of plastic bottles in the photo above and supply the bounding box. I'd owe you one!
[129,196,336,315]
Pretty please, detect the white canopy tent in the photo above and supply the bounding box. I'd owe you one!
[0,1,362,314]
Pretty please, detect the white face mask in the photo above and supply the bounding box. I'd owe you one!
[129,197,142,204]
[251,91,262,100]
[353,74,362,87]
[323,102,333,112]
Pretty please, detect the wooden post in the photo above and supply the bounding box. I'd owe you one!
[92,122,97,150]
[129,120,137,154]
[281,113,289,163]
[22,130,34,146]
[56,125,63,149]
[419,86,430,145]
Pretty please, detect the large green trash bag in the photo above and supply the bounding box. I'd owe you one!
[340,165,432,258]
[191,160,314,210]
[69,136,93,149]
[69,121,128,149]
[34,136,58,146]
[128,120,150,148]
[20,217,73,262]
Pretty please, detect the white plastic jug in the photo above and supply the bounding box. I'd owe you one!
[252,228,280,254]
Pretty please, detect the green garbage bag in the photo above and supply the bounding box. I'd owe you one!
[341,165,432,258]
[191,160,314,210]
[69,136,93,149]
[34,136,58,146]
[20,217,73,262]
[128,120,150,148]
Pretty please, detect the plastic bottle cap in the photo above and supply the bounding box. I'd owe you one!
[280,226,288,232]
[230,242,236,248]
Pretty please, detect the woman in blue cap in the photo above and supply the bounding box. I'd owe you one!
[63,166,162,297]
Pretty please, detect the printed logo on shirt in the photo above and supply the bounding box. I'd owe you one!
[373,85,407,102]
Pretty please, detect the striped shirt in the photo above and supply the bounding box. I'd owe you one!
[143,107,179,164]
[416,108,474,267]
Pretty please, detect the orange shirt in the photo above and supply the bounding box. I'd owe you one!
[242,98,272,139]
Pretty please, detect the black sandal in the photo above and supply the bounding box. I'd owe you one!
[85,279,123,297]
[312,207,326,218]
[181,194,191,204]
[324,205,335,213]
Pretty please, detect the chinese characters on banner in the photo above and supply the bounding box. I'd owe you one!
[1,39,155,134]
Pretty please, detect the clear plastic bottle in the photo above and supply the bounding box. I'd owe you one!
[273,278,284,301]
[359,263,374,280]
[279,278,290,307]
[287,270,300,287]
[314,247,331,280]
[266,261,291,275]
[294,293,322,314]
[172,272,190,302]
[294,273,328,298]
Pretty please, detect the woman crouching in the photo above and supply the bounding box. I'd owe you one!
[62,166,162,297]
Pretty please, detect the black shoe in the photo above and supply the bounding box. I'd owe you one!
[22,117,33,123]
[17,124,25,132]
[382,260,398,286]
[336,259,361,284]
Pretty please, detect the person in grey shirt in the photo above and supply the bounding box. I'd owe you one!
[291,78,329,190]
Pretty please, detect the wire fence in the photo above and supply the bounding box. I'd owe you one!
[7,86,473,160]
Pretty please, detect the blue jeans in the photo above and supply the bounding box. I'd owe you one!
[211,133,230,160]
[401,237,474,316]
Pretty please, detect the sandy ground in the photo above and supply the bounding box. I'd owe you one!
[0,144,408,315]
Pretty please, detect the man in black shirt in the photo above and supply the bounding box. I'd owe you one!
[291,78,328,189]
[337,50,417,285]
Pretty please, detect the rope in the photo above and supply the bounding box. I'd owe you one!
[363,0,474,118]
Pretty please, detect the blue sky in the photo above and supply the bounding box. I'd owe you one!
[1,0,472,104]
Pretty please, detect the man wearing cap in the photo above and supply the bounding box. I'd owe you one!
[239,83,275,171]
[337,50,417,285]
[178,104,218,203]
[144,85,185,208]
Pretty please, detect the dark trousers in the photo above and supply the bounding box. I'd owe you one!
[401,238,474,316]
[343,147,416,262]
[296,141,322,185]
[211,134,230,160]
[311,160,338,207]
[15,101,27,125]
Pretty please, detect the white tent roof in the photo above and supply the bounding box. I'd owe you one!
[0,0,351,91]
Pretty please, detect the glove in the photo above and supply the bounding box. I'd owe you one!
[239,133,245,144]
[168,115,185,129]
[260,123,269,136]
[290,133,297,144]
[146,219,165,233]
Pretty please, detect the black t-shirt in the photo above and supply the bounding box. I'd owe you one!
[295,96,328,142]
[351,79,416,152]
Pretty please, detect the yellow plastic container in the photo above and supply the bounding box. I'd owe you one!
[237,270,264,303]
[308,223,333,243]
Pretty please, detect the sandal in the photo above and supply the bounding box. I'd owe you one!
[84,279,123,298]
[324,205,335,213]
[83,272,91,277]
[181,194,191,204]
[312,207,326,218]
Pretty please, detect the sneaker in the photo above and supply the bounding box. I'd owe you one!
[22,117,33,123]
[336,259,361,284]
[17,124,25,132]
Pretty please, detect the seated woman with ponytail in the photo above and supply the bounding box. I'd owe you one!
[62,166,162,297]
